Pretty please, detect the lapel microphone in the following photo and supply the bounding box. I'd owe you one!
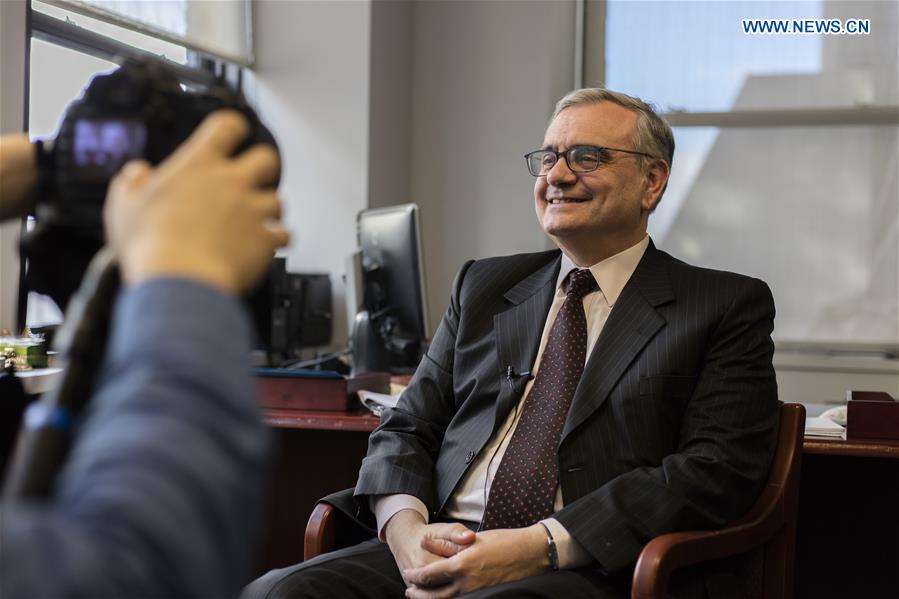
[505,365,534,388]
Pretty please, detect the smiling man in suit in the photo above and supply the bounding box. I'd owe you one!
[245,88,778,599]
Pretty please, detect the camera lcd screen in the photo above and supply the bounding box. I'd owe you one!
[73,119,147,182]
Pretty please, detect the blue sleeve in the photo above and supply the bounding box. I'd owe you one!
[0,279,270,598]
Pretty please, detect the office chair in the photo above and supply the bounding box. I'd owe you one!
[305,403,805,599]
[631,402,805,598]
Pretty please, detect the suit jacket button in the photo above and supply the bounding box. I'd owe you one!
[465,451,475,464]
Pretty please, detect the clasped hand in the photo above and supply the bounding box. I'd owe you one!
[385,511,550,599]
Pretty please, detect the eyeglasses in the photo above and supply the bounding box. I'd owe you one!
[524,145,657,177]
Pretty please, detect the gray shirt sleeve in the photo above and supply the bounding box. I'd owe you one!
[0,279,270,598]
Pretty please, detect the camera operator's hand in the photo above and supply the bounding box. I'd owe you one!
[104,110,289,295]
[0,134,38,221]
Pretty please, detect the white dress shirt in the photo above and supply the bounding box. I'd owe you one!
[373,236,650,569]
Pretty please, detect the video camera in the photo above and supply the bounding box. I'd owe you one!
[2,59,284,498]
[21,58,279,311]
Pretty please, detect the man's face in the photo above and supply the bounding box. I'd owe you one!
[534,102,666,262]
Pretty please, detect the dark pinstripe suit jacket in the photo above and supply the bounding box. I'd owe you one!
[342,240,778,574]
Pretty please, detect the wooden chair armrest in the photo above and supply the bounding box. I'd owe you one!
[304,501,336,561]
[631,502,782,599]
[632,404,804,599]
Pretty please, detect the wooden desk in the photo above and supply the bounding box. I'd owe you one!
[802,437,899,459]
[264,408,379,433]
[795,436,899,598]
[260,409,379,572]
[261,410,899,598]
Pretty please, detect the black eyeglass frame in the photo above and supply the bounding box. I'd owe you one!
[524,145,659,177]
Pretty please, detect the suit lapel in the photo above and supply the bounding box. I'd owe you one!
[562,242,675,441]
[492,254,561,432]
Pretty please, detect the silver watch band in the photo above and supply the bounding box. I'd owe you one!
[538,521,560,571]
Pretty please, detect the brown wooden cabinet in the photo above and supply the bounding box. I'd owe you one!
[259,409,378,572]
[796,438,899,598]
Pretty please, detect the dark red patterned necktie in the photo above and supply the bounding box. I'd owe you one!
[481,268,598,530]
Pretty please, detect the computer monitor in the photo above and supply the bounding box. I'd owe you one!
[351,204,429,374]
[254,257,333,366]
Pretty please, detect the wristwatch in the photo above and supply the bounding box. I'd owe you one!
[538,521,560,571]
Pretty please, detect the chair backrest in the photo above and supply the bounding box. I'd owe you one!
[754,401,805,598]
[632,402,806,599]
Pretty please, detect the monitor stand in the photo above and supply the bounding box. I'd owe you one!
[350,310,392,375]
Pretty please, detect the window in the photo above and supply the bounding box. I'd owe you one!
[587,0,898,353]
[604,1,895,113]
[32,0,250,65]
[20,0,249,329]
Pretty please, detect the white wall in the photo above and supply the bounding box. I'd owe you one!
[250,0,577,344]
[775,352,899,406]
[0,0,28,333]
[409,0,576,331]
[250,0,372,346]
[368,0,413,211]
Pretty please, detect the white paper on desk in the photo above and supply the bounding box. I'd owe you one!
[358,390,400,417]
[805,416,846,439]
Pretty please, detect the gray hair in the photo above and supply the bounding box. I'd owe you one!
[553,88,674,171]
